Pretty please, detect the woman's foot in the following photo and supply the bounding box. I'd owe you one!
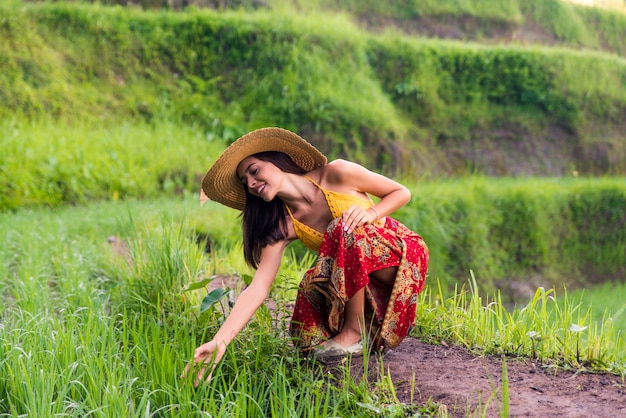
[313,286,367,362]
[312,338,364,362]
[331,329,362,347]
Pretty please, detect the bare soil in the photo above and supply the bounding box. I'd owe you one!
[327,337,626,417]
[356,14,561,48]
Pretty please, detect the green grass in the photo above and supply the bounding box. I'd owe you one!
[0,118,222,210]
[3,1,626,181]
[0,197,442,416]
[0,195,623,416]
[561,281,626,341]
[414,275,625,373]
[401,176,626,292]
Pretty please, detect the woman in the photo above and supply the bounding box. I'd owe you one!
[187,127,428,384]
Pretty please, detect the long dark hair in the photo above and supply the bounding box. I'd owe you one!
[241,151,308,268]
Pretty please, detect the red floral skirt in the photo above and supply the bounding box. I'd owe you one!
[290,216,429,352]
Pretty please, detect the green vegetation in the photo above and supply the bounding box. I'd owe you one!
[562,281,626,336]
[408,177,626,293]
[1,0,625,414]
[2,0,626,185]
[418,275,625,371]
[0,119,221,210]
[5,120,625,294]
[0,198,440,416]
[0,198,623,416]
[37,0,626,60]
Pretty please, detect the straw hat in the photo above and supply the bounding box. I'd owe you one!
[201,127,327,210]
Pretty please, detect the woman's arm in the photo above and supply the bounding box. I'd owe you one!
[183,239,288,385]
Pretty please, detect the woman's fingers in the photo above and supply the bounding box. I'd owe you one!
[180,355,216,387]
[342,205,372,234]
[194,363,215,387]
[180,363,190,380]
[181,340,226,386]
[342,205,360,233]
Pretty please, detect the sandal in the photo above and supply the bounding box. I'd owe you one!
[312,339,364,362]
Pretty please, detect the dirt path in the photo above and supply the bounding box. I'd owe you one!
[335,337,625,417]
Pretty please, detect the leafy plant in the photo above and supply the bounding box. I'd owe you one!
[182,275,231,313]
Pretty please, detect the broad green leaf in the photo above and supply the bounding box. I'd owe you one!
[200,287,231,313]
[241,274,253,286]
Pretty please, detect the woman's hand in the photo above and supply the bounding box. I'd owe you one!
[323,160,410,232]
[342,204,378,234]
[181,339,227,387]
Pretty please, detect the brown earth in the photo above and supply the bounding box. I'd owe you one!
[331,337,626,417]
[357,14,561,48]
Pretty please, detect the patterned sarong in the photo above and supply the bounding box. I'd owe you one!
[290,216,429,351]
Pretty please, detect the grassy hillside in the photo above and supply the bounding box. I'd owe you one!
[407,177,626,293]
[1,1,624,292]
[1,6,624,414]
[37,0,626,57]
[2,0,626,185]
[302,0,626,58]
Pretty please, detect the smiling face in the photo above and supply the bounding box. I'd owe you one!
[236,156,284,202]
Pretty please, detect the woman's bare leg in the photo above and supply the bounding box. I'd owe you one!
[332,287,365,346]
[332,266,398,347]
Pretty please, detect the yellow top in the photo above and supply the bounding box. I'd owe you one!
[285,176,373,252]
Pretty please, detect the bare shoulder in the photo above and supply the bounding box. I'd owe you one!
[320,159,410,200]
[322,159,369,184]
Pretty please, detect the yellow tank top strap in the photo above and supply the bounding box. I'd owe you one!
[285,202,324,251]
[303,175,372,218]
[303,175,321,188]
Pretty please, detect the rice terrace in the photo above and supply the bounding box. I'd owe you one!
[1,0,625,417]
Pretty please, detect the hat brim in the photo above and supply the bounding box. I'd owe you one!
[201,127,327,210]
